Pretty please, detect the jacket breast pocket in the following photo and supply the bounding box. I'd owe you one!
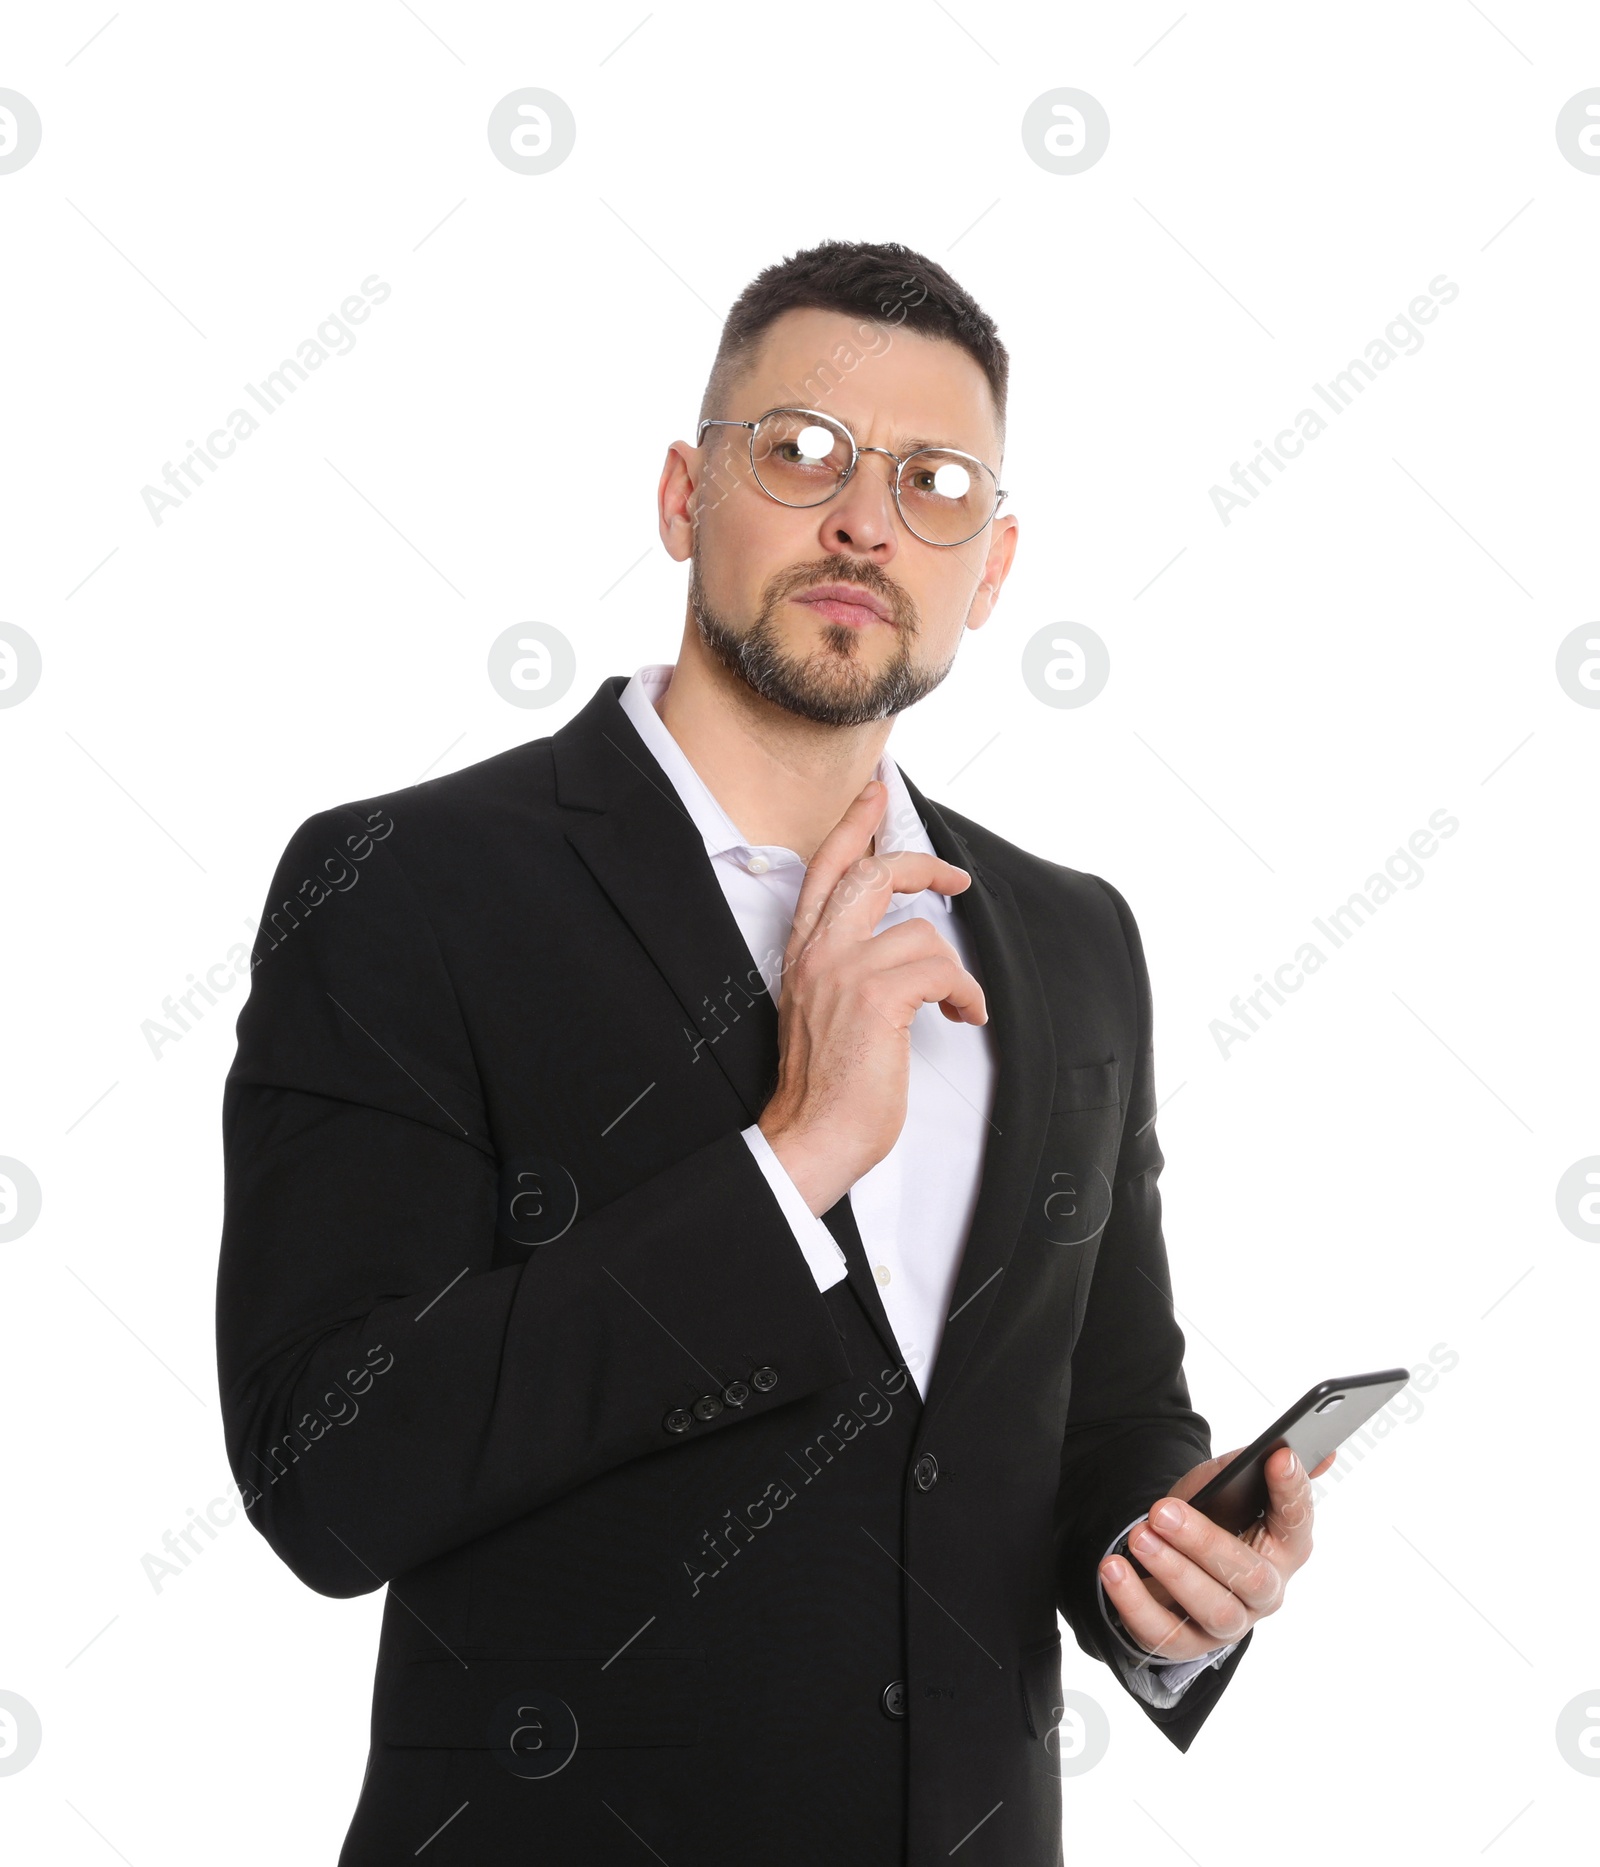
[1038,1059,1121,1244]
[1029,1059,1122,1351]
[378,1651,706,1755]
[1051,1058,1120,1116]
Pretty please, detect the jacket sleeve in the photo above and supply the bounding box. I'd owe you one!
[215,804,853,1599]
[1052,875,1252,1748]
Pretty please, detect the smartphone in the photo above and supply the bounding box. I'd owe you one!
[1184,1367,1412,1536]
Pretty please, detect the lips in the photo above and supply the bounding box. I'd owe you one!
[791,582,895,628]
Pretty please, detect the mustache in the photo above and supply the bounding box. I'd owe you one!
[765,556,920,633]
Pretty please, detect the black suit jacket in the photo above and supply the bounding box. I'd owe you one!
[216,674,1251,1866]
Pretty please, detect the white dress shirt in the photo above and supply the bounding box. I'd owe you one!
[618,664,1236,1704]
[619,662,993,1400]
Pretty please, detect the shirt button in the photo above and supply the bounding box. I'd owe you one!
[664,1409,693,1434]
[722,1381,751,1408]
[914,1453,939,1491]
[873,1264,891,1285]
[881,1680,907,1719]
[745,853,770,874]
[750,1366,779,1393]
[691,1394,724,1422]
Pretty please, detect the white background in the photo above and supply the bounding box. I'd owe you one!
[2,2,1597,1860]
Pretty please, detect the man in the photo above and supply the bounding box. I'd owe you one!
[217,241,1321,1866]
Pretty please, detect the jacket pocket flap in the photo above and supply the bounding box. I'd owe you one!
[1051,1058,1120,1113]
[378,1651,706,1751]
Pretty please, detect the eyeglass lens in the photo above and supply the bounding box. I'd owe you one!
[746,408,995,545]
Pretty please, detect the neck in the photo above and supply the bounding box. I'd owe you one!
[654,613,894,862]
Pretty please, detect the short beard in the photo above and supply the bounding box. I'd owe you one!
[688,553,954,728]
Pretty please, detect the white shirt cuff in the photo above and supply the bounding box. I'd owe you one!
[1097,1514,1240,1702]
[741,1124,848,1292]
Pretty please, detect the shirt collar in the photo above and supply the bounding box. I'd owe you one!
[617,663,947,905]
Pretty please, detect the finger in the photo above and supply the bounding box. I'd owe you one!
[855,910,967,967]
[869,952,988,1027]
[1098,1555,1224,1665]
[1138,1497,1282,1613]
[818,849,974,944]
[786,782,887,971]
[873,844,976,892]
[1124,1519,1264,1641]
[1261,1445,1315,1555]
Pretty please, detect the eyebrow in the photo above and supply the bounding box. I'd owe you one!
[886,435,1001,472]
[772,409,998,469]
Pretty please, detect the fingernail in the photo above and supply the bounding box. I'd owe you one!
[859,781,881,799]
[1151,1501,1183,1531]
[1103,1557,1126,1584]
[1283,1449,1298,1477]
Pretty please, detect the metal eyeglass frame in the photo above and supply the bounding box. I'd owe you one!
[696,405,1007,548]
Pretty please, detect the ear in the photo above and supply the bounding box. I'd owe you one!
[658,440,699,563]
[963,512,1019,633]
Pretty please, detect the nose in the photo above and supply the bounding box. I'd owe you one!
[816,448,899,564]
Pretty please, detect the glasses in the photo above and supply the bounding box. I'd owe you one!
[696,405,1007,547]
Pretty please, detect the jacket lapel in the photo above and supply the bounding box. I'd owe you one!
[552,678,908,1372]
[898,772,1057,1429]
[560,775,778,1126]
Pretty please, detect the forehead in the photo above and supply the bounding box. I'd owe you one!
[732,306,1001,459]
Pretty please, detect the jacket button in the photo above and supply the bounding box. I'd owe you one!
[691,1394,724,1422]
[750,1366,778,1393]
[664,1409,693,1434]
[722,1381,751,1408]
[881,1680,906,1719]
[914,1453,939,1491]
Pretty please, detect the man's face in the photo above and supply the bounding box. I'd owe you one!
[664,306,1017,727]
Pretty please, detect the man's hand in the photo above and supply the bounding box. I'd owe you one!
[759,779,988,1217]
[1097,1445,1335,1665]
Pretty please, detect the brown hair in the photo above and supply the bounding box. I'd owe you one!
[700,239,1008,433]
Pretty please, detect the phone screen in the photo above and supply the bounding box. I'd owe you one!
[1186,1367,1411,1535]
